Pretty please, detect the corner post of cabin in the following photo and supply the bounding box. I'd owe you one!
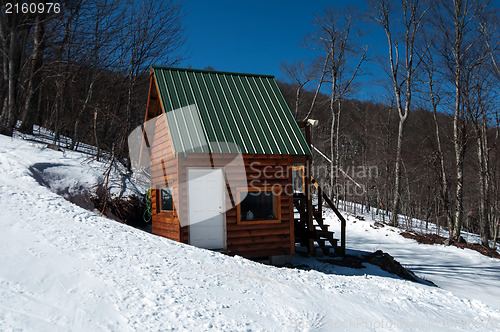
[304,123,315,256]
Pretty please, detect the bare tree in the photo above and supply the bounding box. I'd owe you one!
[70,0,124,151]
[301,54,330,122]
[309,7,367,201]
[467,54,496,246]
[50,0,84,143]
[372,0,431,226]
[18,1,50,135]
[420,40,454,234]
[117,0,186,167]
[478,8,499,78]
[0,5,33,136]
[433,0,492,241]
[279,59,313,118]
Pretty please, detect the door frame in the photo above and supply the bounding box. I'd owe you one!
[187,167,227,250]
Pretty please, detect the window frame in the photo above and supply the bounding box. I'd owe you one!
[236,186,281,225]
[158,187,174,213]
[291,165,305,193]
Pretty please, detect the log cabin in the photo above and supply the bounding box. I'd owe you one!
[142,66,345,264]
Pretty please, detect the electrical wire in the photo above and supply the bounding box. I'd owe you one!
[143,188,152,223]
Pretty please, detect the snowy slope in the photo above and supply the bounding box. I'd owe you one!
[1,134,499,331]
[325,209,500,311]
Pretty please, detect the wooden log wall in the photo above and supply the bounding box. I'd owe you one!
[148,112,295,257]
[150,115,180,242]
[178,153,294,258]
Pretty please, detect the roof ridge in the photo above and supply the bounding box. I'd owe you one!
[151,66,275,79]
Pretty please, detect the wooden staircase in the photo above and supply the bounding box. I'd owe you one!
[293,178,346,256]
[293,121,346,257]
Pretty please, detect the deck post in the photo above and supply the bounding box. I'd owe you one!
[318,185,323,216]
[304,124,315,256]
[340,214,346,256]
[305,160,314,256]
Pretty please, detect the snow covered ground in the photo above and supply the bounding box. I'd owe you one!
[1,133,500,331]
[325,208,500,311]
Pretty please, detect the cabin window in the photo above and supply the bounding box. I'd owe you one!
[237,187,281,224]
[292,165,305,193]
[159,188,173,212]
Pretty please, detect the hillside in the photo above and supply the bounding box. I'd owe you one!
[324,209,500,311]
[1,133,499,331]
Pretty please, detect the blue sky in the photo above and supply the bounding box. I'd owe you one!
[182,0,388,100]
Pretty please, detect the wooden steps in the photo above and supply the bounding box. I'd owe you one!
[293,122,346,257]
[293,190,341,256]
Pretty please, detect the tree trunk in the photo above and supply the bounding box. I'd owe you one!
[429,76,453,233]
[493,216,499,249]
[334,98,341,204]
[302,52,330,122]
[477,115,491,247]
[329,47,338,200]
[477,132,489,247]
[452,121,466,241]
[0,14,29,136]
[294,85,301,118]
[451,0,464,242]
[19,14,45,135]
[94,109,100,160]
[3,19,20,135]
[330,110,336,200]
[120,74,136,171]
[389,115,406,226]
[0,15,9,126]
[71,80,95,150]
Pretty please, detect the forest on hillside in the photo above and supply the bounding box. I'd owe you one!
[278,0,500,247]
[0,0,499,247]
[0,0,185,156]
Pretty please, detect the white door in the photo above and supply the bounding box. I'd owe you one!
[188,168,226,249]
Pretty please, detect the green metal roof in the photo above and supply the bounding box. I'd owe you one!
[152,66,311,156]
